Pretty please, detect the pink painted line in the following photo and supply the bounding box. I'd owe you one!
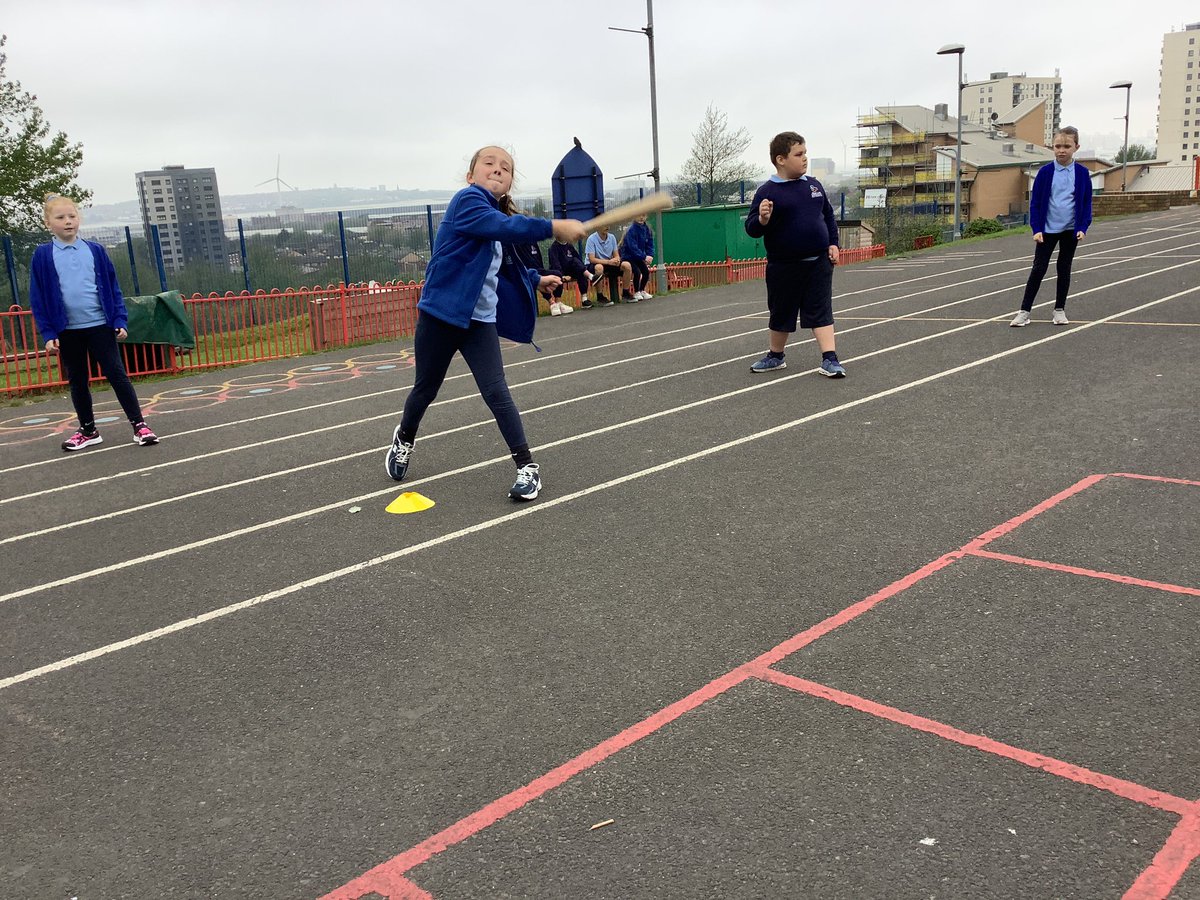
[753,668,1198,817]
[963,473,1109,552]
[749,550,964,668]
[1110,473,1200,488]
[321,552,966,898]
[319,666,757,899]
[967,548,1200,597]
[1123,814,1200,900]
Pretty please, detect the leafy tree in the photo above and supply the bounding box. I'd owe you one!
[0,34,91,234]
[671,104,760,207]
[1114,143,1154,163]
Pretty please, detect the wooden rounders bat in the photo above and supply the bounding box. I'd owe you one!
[580,193,674,231]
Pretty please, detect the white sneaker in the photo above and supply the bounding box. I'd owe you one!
[1010,310,1031,327]
[550,302,562,316]
[558,302,574,314]
[635,291,649,300]
[1052,308,1069,326]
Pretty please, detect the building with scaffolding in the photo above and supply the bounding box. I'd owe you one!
[857,104,1057,225]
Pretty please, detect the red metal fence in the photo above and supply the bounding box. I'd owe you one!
[2,249,884,396]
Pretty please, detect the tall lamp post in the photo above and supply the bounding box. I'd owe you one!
[1110,80,1133,192]
[611,0,667,295]
[937,43,966,239]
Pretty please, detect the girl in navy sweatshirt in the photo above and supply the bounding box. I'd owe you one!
[384,146,586,501]
[29,194,158,451]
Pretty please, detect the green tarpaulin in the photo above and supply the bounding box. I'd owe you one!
[124,291,195,350]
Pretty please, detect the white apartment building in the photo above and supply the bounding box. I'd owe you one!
[1157,22,1200,162]
[964,72,1062,146]
[135,165,226,273]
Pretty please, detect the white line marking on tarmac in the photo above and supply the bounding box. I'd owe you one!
[5,244,1199,547]
[2,284,1195,691]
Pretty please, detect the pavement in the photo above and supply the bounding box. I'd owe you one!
[1,206,1198,899]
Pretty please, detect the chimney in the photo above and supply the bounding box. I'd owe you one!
[1002,143,1015,155]
[934,103,948,119]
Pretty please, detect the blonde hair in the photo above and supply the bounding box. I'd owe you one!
[43,193,78,218]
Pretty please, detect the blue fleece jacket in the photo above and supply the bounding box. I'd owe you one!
[29,240,128,342]
[1029,161,1092,236]
[745,176,839,261]
[620,221,655,259]
[418,184,551,344]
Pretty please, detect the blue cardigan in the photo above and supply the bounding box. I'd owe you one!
[620,220,655,259]
[29,240,128,342]
[419,185,551,344]
[1029,162,1093,236]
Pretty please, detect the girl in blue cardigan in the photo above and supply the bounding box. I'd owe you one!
[384,146,586,501]
[1011,127,1093,327]
[29,195,158,451]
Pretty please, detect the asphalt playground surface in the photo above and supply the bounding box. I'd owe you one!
[2,207,1198,899]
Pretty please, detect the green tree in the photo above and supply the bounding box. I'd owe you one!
[1114,143,1154,163]
[671,104,760,207]
[0,34,91,234]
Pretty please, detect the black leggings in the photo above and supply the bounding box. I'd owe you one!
[628,257,650,293]
[1021,231,1079,311]
[399,312,528,456]
[57,325,144,429]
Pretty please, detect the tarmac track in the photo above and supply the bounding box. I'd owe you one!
[1,207,1197,899]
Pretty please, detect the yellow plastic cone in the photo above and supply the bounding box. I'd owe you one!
[386,491,435,514]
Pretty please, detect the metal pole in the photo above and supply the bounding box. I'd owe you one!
[425,204,436,255]
[150,224,168,292]
[954,53,963,239]
[4,235,21,307]
[646,0,667,294]
[337,211,351,284]
[124,226,141,295]
[238,219,251,292]
[1121,88,1130,192]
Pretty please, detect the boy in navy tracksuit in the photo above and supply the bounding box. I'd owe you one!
[1011,125,1093,327]
[745,131,845,376]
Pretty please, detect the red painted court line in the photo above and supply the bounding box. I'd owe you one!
[320,476,1191,898]
[963,473,1109,552]
[1111,473,1200,488]
[319,666,757,899]
[753,668,1198,818]
[320,553,966,898]
[1123,814,1200,900]
[967,548,1200,597]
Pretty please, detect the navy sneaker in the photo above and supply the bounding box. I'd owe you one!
[509,463,541,501]
[384,426,414,481]
[750,354,786,373]
[819,357,847,378]
[596,294,615,308]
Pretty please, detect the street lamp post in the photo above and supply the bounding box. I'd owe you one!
[610,0,667,295]
[937,43,966,239]
[1110,80,1133,192]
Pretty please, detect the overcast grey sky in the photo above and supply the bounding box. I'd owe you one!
[6,1,1195,207]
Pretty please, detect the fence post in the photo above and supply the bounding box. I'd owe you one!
[695,183,702,206]
[425,205,435,255]
[3,236,19,306]
[339,282,351,346]
[237,219,252,293]
[150,224,168,292]
[123,227,141,295]
[337,212,351,285]
[725,255,733,284]
[740,181,746,203]
[840,192,846,221]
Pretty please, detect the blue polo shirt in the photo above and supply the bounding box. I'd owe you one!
[51,236,107,328]
[1044,162,1076,233]
[586,231,618,261]
[471,241,503,323]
